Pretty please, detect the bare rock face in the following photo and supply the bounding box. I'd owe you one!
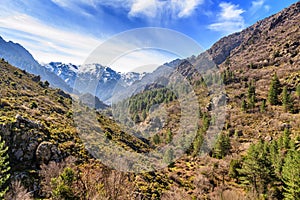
[0,115,62,169]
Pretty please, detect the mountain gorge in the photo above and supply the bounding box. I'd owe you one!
[0,2,299,200]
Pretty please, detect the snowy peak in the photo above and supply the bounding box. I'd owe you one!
[120,71,146,86]
[42,62,147,102]
[44,62,78,87]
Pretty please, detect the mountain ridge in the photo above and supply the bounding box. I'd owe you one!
[0,37,74,93]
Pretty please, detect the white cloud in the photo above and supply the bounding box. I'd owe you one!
[208,2,245,34]
[0,13,102,64]
[128,0,204,18]
[129,0,159,18]
[264,5,270,12]
[175,0,204,18]
[50,0,97,17]
[0,13,183,73]
[250,0,270,14]
[51,0,96,8]
[110,49,178,73]
[51,0,203,19]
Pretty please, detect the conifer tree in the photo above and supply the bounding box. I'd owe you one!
[152,134,160,145]
[241,99,247,112]
[282,86,293,112]
[213,133,231,159]
[269,140,283,177]
[238,141,273,195]
[0,136,10,198]
[163,148,174,164]
[268,73,281,105]
[283,128,291,149]
[282,150,300,200]
[166,130,173,144]
[192,132,204,156]
[229,159,241,181]
[260,99,266,112]
[296,84,300,98]
[247,81,256,109]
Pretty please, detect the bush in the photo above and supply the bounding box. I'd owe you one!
[29,101,38,109]
[0,136,10,198]
[5,181,32,200]
[0,99,11,108]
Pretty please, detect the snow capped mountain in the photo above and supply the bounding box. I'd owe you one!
[120,72,147,86]
[42,62,146,102]
[44,62,78,87]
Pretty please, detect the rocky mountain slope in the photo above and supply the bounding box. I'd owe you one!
[0,2,299,200]
[0,37,73,93]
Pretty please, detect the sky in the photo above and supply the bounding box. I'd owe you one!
[0,0,298,72]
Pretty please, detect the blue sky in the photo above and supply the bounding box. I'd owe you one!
[0,0,297,72]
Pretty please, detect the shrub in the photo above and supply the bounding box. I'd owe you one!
[29,101,38,109]
[0,136,10,198]
[5,181,32,200]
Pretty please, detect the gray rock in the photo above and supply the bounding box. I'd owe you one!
[36,142,54,164]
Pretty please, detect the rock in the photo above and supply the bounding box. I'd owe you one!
[15,114,44,129]
[212,93,229,107]
[36,141,62,164]
[265,135,272,141]
[280,123,291,131]
[36,142,55,164]
[56,89,72,99]
[14,149,24,160]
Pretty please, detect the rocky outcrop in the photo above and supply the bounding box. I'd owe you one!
[0,115,62,170]
[36,141,61,164]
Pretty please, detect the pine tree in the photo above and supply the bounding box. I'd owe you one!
[192,131,204,156]
[166,130,173,144]
[141,110,147,121]
[241,99,247,112]
[213,133,231,159]
[296,84,300,98]
[283,128,291,149]
[282,86,293,112]
[229,159,241,181]
[260,99,266,112]
[247,81,256,109]
[238,141,273,196]
[51,167,78,199]
[133,113,140,123]
[0,136,10,198]
[202,113,210,131]
[269,140,283,178]
[268,73,281,105]
[152,134,160,145]
[282,150,300,200]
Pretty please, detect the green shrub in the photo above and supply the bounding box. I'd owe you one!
[29,101,38,109]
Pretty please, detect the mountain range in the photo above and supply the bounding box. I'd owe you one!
[0,38,148,103]
[0,2,299,199]
[0,36,73,93]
